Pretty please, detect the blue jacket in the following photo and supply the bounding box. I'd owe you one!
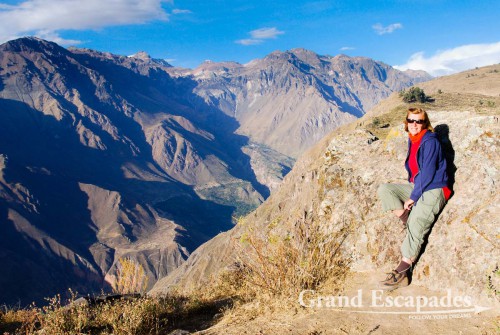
[405,131,448,202]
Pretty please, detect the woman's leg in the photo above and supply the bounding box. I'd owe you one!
[401,188,446,261]
[380,186,445,289]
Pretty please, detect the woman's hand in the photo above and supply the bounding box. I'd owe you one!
[404,199,415,210]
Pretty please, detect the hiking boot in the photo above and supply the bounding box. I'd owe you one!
[380,270,409,290]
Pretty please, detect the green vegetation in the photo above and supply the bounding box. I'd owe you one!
[196,182,261,219]
[399,86,430,103]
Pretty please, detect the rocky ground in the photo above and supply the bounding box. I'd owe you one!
[196,272,499,335]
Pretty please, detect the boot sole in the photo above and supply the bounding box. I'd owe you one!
[380,276,409,291]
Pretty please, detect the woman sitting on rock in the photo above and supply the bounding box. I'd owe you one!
[377,107,451,289]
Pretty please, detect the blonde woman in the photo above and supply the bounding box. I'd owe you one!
[377,108,451,289]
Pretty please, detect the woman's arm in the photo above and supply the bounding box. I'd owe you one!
[409,137,441,202]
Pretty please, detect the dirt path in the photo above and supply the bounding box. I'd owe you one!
[196,272,499,335]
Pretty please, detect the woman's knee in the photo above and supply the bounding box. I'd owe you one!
[377,183,390,198]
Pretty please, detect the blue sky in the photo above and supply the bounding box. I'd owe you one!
[0,0,499,76]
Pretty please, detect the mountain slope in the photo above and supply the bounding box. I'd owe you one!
[0,38,431,305]
[0,37,267,304]
[188,48,431,157]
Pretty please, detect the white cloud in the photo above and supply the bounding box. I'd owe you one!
[340,46,355,51]
[395,42,500,76]
[0,4,16,9]
[35,30,82,45]
[0,0,170,45]
[372,23,403,35]
[236,38,263,46]
[236,27,284,46]
[250,27,284,39]
[172,9,192,14]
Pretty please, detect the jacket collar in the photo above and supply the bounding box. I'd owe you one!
[407,129,435,146]
[409,129,428,143]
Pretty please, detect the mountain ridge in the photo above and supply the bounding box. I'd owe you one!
[0,37,431,305]
[187,48,431,157]
[0,37,263,304]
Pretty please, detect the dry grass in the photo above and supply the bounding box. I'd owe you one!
[112,258,149,295]
[360,66,500,138]
[0,289,230,334]
[0,215,353,334]
[2,293,157,335]
[172,214,355,330]
[222,216,352,307]
[360,104,407,139]
[426,92,500,114]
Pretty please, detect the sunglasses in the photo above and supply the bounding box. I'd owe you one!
[406,118,425,125]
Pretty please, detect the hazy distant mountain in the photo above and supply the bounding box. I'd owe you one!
[0,37,429,305]
[186,48,431,157]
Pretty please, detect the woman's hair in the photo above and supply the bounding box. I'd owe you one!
[404,107,434,132]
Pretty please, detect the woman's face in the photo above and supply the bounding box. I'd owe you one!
[407,113,425,136]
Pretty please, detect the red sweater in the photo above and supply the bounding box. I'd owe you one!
[409,131,451,201]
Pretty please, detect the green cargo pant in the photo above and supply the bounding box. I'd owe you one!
[377,183,446,260]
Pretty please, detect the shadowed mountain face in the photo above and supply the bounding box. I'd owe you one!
[0,37,428,305]
[0,38,267,305]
